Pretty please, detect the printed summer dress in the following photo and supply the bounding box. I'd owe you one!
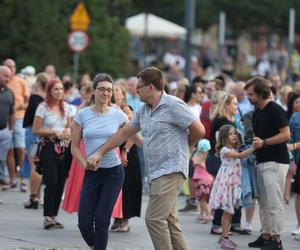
[209,146,242,214]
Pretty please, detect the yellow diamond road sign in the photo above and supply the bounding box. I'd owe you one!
[70,2,90,31]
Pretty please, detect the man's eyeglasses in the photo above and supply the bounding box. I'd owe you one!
[136,84,147,90]
[96,87,113,93]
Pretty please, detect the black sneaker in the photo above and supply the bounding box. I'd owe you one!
[248,234,271,248]
[24,195,38,209]
[261,239,283,250]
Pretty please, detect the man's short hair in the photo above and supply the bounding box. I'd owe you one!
[137,67,164,91]
[245,76,271,100]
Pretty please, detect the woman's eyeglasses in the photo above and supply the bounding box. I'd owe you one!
[96,87,113,93]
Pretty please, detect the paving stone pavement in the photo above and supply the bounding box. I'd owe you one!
[0,186,299,249]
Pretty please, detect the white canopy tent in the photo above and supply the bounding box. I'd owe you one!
[125,13,186,39]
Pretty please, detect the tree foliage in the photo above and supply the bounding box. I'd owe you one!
[131,0,300,36]
[1,0,300,78]
[0,0,130,78]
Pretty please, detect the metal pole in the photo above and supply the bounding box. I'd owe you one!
[288,8,295,83]
[144,13,149,68]
[184,0,195,83]
[289,8,295,51]
[218,11,226,71]
[73,52,80,83]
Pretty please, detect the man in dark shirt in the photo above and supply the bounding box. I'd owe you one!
[0,66,15,189]
[245,76,290,250]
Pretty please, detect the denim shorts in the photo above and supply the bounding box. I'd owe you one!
[10,119,26,149]
[25,126,39,150]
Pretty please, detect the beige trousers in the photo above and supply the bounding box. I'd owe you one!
[145,172,189,250]
[257,162,289,235]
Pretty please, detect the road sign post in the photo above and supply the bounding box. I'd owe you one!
[68,31,89,83]
[69,2,90,83]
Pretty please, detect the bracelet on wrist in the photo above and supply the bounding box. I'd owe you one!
[123,148,130,153]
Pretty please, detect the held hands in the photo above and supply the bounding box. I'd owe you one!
[86,152,102,171]
[253,137,264,149]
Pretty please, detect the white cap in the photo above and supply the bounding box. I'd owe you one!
[21,65,36,76]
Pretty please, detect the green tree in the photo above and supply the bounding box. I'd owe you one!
[0,0,131,79]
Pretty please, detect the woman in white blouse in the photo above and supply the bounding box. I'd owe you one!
[32,79,73,229]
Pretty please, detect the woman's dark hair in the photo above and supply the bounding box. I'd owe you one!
[91,73,114,104]
[215,75,226,90]
[245,76,271,100]
[215,124,241,156]
[184,85,200,103]
[192,76,207,86]
[63,81,73,91]
[92,73,113,89]
[287,91,300,120]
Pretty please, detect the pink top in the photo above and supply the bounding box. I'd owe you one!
[193,163,214,182]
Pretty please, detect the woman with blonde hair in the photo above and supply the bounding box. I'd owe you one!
[207,93,237,178]
[209,91,227,120]
[277,84,293,111]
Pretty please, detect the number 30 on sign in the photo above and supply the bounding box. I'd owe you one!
[68,31,89,52]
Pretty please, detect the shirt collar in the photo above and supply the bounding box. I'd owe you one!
[146,91,167,113]
[157,91,167,107]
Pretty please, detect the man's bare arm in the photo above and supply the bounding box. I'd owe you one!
[188,120,205,147]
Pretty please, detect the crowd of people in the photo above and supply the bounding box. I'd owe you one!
[0,56,300,250]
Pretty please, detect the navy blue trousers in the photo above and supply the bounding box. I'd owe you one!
[78,165,124,250]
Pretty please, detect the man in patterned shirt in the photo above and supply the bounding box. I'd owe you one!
[87,67,205,250]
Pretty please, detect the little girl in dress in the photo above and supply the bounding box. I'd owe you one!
[209,125,257,250]
[193,139,214,223]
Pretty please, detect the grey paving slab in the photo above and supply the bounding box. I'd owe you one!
[0,186,299,249]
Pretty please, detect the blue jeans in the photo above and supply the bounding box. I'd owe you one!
[78,165,124,250]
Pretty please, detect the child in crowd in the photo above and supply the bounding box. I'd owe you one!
[209,125,257,250]
[193,139,214,223]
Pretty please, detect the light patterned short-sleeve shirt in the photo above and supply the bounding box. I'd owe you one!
[130,92,197,182]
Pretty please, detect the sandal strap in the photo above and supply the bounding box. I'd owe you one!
[221,238,236,249]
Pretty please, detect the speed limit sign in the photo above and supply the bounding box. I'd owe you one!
[68,31,89,52]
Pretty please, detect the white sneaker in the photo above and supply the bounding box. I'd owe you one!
[292,226,300,235]
[244,223,253,231]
